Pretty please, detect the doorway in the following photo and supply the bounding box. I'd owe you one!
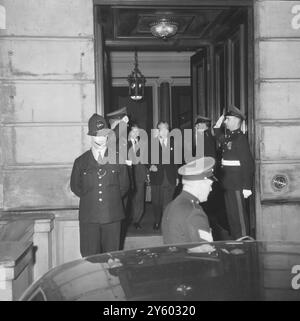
[93,0,255,238]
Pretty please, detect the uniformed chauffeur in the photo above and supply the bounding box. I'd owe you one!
[161,157,216,245]
[213,105,254,239]
[70,113,129,257]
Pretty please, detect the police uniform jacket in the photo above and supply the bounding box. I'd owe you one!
[162,191,210,244]
[70,150,129,224]
[215,128,254,191]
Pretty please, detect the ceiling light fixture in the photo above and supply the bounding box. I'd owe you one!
[150,18,179,40]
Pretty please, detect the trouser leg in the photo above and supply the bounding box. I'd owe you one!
[79,222,101,257]
[154,184,175,226]
[151,185,162,224]
[100,221,121,253]
[132,183,145,223]
[162,184,176,212]
[224,190,249,239]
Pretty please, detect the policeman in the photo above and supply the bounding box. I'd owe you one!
[70,113,129,257]
[161,157,216,245]
[214,105,254,239]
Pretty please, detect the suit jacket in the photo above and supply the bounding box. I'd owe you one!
[194,130,216,159]
[149,136,178,186]
[128,139,148,188]
[70,149,129,224]
[184,129,217,164]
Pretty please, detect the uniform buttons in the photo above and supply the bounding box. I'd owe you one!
[99,191,102,194]
[99,198,102,202]
[99,184,102,186]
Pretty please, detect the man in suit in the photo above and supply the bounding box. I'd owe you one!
[214,105,254,239]
[106,106,130,165]
[149,121,179,231]
[106,106,133,208]
[194,116,216,160]
[183,116,216,164]
[70,114,129,257]
[162,157,215,244]
[128,123,149,229]
[192,116,228,240]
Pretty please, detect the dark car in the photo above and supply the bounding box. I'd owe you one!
[20,240,300,301]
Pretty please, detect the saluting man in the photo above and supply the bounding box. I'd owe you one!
[214,105,254,239]
[70,114,129,257]
[161,157,216,245]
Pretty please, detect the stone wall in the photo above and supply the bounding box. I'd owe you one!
[254,0,300,241]
[0,0,95,210]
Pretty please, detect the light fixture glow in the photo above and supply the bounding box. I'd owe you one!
[150,18,179,40]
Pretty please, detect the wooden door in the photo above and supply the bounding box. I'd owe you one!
[228,24,246,115]
[214,43,228,116]
[171,86,192,130]
[213,24,246,119]
[190,48,210,125]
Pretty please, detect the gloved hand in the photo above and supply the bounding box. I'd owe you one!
[242,189,252,198]
[214,115,225,128]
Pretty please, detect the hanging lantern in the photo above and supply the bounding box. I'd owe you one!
[127,51,146,101]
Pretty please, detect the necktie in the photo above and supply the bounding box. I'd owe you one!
[97,149,106,163]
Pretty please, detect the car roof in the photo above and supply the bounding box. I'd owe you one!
[20,240,300,301]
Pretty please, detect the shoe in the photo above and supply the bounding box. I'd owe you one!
[133,222,142,230]
[153,223,160,231]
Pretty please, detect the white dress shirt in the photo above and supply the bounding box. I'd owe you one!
[159,137,168,147]
[91,146,107,161]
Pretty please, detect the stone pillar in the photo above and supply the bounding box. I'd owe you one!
[254,0,300,241]
[159,81,171,124]
[0,242,33,301]
[33,218,54,281]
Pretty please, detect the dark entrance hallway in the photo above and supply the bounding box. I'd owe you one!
[94,1,255,242]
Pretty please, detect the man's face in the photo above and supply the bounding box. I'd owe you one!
[91,135,107,149]
[195,122,208,133]
[158,123,169,139]
[224,116,240,131]
[197,179,213,202]
[122,115,129,124]
[129,127,139,140]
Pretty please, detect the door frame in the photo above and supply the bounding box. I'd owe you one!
[93,0,256,237]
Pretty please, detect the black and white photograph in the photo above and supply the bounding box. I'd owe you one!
[0,0,300,305]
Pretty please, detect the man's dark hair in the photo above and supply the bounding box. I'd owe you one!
[130,122,139,129]
[157,120,170,129]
